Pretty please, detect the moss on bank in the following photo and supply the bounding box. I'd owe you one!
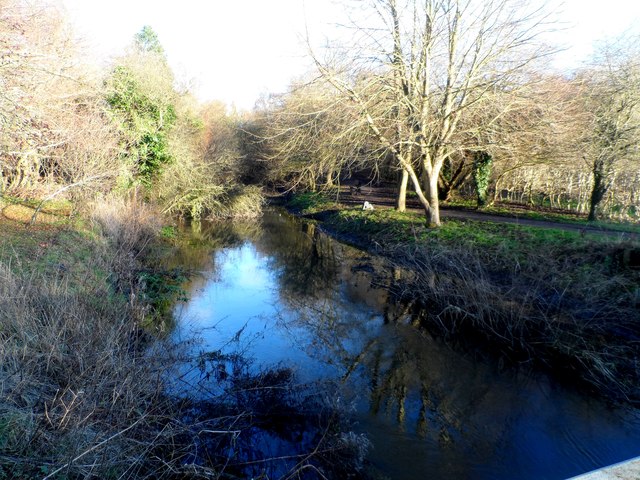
[286,193,640,404]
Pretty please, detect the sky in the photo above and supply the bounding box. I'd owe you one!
[60,0,640,111]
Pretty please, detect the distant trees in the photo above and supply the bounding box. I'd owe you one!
[1,11,261,220]
[578,34,640,221]
[134,25,166,56]
[251,81,372,192]
[240,1,640,223]
[488,42,640,220]
[107,27,263,220]
[4,1,637,224]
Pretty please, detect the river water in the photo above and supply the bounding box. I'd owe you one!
[172,210,640,480]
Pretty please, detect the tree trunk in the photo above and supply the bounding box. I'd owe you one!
[326,169,335,188]
[425,173,441,227]
[588,157,613,221]
[396,168,408,212]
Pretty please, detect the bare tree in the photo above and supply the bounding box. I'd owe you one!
[0,0,120,198]
[257,80,371,192]
[578,33,640,221]
[310,0,556,226]
[469,74,584,207]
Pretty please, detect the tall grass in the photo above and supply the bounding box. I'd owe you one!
[387,238,640,402]
[0,237,181,477]
[0,197,363,478]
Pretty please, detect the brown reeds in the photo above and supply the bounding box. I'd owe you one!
[385,239,640,403]
[0,198,186,478]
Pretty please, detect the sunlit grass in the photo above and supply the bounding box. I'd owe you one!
[443,199,640,233]
[286,192,640,402]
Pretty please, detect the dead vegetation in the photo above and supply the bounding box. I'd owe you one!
[0,198,180,478]
[0,198,364,479]
[385,238,640,403]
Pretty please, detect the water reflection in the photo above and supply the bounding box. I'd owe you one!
[175,210,640,480]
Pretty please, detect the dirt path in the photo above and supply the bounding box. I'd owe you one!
[336,185,637,238]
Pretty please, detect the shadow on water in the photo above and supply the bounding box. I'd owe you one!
[172,210,640,480]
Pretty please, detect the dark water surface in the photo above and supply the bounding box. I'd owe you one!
[173,210,640,480]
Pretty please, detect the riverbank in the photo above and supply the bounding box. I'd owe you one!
[0,196,367,479]
[0,196,191,478]
[283,192,640,404]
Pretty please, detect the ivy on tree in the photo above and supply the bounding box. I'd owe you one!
[106,26,176,186]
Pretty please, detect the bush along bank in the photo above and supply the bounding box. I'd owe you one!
[285,192,640,405]
[0,197,196,479]
[0,196,368,479]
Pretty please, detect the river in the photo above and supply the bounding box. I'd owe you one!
[172,210,640,480]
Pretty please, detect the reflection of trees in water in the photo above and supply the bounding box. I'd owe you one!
[169,219,263,272]
[186,214,531,458]
[182,352,369,479]
[280,278,538,472]
[172,210,639,478]
[253,213,342,298]
[365,328,497,442]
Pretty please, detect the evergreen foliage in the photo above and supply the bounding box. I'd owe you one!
[106,62,176,185]
[134,25,166,57]
[473,152,493,208]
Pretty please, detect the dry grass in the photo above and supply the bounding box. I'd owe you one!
[0,197,202,478]
[0,197,186,478]
[0,264,177,478]
[92,195,162,257]
[387,240,640,402]
[0,197,360,478]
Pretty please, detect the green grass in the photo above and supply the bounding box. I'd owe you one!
[444,199,640,233]
[331,208,423,242]
[286,191,342,215]
[0,196,101,282]
[287,192,640,249]
[295,200,639,290]
[326,205,611,251]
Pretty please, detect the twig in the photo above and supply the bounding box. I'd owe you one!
[29,173,113,225]
[42,416,144,480]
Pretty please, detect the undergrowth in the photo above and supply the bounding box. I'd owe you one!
[288,196,640,403]
[0,196,366,478]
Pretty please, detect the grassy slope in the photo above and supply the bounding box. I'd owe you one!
[286,192,640,403]
[288,192,638,261]
[0,197,180,478]
[0,198,101,287]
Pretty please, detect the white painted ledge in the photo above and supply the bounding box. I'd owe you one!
[568,457,640,480]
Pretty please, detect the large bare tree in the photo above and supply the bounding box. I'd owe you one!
[578,34,640,221]
[311,0,555,226]
[256,80,372,192]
